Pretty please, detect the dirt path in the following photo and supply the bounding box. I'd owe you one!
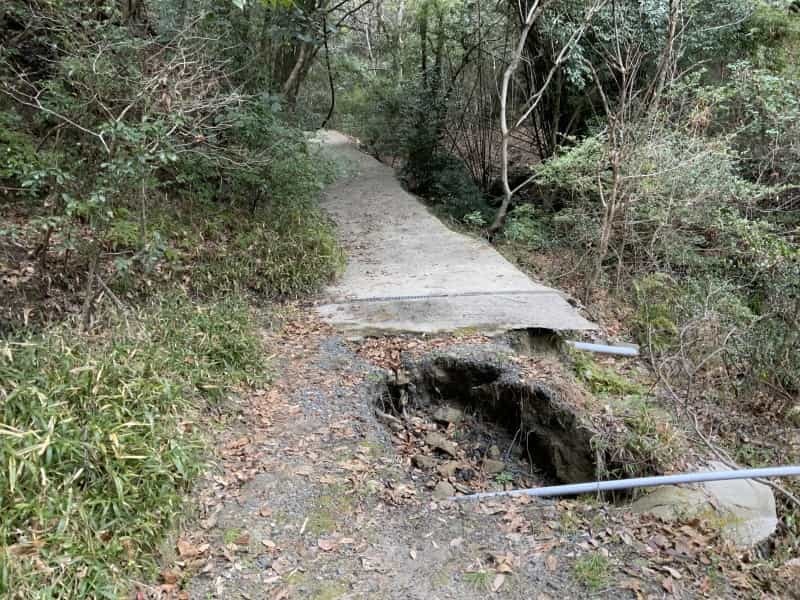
[180,318,611,599]
[172,313,756,600]
[313,131,594,336]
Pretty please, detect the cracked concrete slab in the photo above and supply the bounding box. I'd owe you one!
[314,130,595,336]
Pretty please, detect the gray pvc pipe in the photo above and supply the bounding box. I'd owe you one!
[566,341,639,356]
[451,465,800,501]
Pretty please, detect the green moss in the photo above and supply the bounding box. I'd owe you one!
[306,484,356,536]
[572,353,646,396]
[311,581,348,600]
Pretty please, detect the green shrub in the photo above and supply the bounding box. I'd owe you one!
[194,201,345,299]
[701,61,800,186]
[534,118,799,403]
[0,112,40,184]
[0,294,264,597]
[503,204,554,250]
[340,76,420,161]
[424,153,490,221]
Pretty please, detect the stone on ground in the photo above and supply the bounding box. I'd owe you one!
[412,454,436,470]
[432,406,464,425]
[433,480,455,500]
[482,459,506,475]
[424,432,458,457]
[631,461,778,547]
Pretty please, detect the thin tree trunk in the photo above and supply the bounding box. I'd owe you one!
[648,0,681,109]
[489,1,547,235]
[281,44,310,104]
[321,14,336,128]
[489,0,606,235]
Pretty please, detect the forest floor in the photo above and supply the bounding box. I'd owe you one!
[146,134,798,599]
[159,315,789,599]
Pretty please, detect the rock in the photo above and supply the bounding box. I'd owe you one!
[433,406,464,425]
[425,432,458,457]
[437,461,461,478]
[412,455,436,470]
[787,405,800,427]
[255,555,272,570]
[455,467,476,482]
[482,459,505,475]
[631,462,778,547]
[433,481,455,500]
[488,444,501,459]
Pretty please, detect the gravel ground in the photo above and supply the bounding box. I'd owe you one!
[174,316,736,600]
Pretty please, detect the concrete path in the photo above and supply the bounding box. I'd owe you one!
[315,131,595,336]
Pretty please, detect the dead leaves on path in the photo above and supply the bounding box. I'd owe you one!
[176,538,210,561]
[354,334,490,372]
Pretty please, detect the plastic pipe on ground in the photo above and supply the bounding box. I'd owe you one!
[565,341,639,356]
[451,465,800,501]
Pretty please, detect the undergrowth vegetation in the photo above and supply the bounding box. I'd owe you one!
[1,1,343,596]
[0,295,265,596]
[0,2,344,332]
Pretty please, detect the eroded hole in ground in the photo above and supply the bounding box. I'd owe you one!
[374,351,598,496]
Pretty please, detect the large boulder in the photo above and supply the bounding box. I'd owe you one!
[631,462,778,547]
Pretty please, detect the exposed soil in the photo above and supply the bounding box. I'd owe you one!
[380,350,597,488]
[137,311,796,600]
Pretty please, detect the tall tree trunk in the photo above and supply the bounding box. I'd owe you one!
[281,45,310,105]
[321,13,336,128]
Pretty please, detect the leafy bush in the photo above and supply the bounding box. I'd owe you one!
[339,75,420,161]
[0,3,344,329]
[0,294,265,596]
[536,117,799,405]
[503,205,554,250]
[419,152,490,221]
[698,61,800,187]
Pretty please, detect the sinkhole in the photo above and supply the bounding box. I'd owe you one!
[374,350,599,495]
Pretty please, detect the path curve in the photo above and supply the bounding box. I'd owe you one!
[314,131,594,336]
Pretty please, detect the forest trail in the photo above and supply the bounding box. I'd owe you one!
[314,130,595,336]
[178,134,757,600]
